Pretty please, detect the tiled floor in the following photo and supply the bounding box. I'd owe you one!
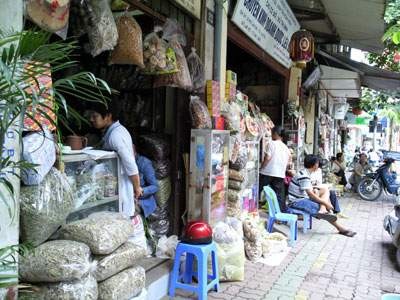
[170,193,400,299]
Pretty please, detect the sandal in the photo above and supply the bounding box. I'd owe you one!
[315,212,337,223]
[339,230,357,237]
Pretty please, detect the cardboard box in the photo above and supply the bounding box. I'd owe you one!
[206,80,220,116]
[226,70,237,85]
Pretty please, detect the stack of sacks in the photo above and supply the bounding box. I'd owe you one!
[60,212,147,300]
[212,218,245,282]
[243,216,288,262]
[19,240,98,299]
[19,212,147,300]
[227,169,245,218]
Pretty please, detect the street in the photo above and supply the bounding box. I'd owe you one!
[205,193,400,300]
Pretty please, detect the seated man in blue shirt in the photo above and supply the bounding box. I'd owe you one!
[288,155,356,237]
[133,144,159,218]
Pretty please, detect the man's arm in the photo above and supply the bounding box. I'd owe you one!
[261,143,273,168]
[129,174,143,198]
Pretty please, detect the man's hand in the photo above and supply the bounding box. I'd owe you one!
[134,186,143,199]
[325,202,334,211]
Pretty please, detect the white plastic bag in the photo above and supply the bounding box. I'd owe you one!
[128,215,149,254]
[155,235,179,259]
[21,129,56,185]
[213,220,245,282]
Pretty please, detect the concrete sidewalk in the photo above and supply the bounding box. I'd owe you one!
[205,193,400,300]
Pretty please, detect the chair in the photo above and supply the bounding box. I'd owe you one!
[263,186,298,246]
[169,242,219,300]
[286,207,312,234]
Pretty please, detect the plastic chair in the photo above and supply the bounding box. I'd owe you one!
[169,242,219,300]
[286,207,312,234]
[263,186,298,246]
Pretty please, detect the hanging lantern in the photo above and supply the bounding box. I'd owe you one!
[289,30,315,69]
[352,107,363,115]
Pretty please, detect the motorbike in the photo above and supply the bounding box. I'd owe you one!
[383,201,400,268]
[357,157,400,201]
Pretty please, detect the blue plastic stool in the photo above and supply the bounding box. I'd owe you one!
[169,242,219,300]
[286,207,312,234]
[263,186,298,246]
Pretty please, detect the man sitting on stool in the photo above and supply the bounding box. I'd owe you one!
[288,155,356,237]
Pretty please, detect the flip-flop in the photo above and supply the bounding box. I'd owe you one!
[339,230,357,237]
[315,212,338,223]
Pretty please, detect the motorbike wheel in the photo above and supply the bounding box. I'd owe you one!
[357,177,383,201]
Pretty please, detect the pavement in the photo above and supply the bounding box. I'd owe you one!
[171,193,400,300]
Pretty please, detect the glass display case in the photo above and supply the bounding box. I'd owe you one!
[60,151,121,222]
[188,130,230,225]
[242,141,260,214]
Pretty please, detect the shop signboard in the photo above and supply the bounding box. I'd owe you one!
[172,0,201,19]
[231,0,300,68]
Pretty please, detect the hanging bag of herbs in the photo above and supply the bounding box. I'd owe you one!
[142,26,178,75]
[26,0,70,39]
[109,14,144,67]
[153,19,192,90]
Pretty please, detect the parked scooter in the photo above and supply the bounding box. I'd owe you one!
[357,157,400,201]
[383,201,400,268]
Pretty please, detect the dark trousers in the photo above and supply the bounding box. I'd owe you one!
[334,169,347,186]
[329,190,341,213]
[260,174,286,212]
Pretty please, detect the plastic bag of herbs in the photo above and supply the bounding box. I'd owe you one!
[19,240,95,283]
[98,266,145,300]
[19,274,98,300]
[20,167,75,246]
[59,212,133,255]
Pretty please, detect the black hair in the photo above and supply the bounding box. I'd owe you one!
[304,154,319,169]
[336,153,343,160]
[89,100,119,121]
[271,126,285,137]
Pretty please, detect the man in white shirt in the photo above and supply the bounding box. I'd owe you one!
[260,126,291,212]
[89,102,143,218]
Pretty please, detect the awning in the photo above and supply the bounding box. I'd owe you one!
[317,50,400,93]
[318,65,361,98]
[287,0,385,53]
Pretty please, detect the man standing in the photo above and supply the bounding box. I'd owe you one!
[89,102,143,218]
[260,126,291,212]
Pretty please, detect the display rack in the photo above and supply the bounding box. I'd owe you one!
[60,151,122,222]
[188,130,230,225]
[284,116,305,172]
[242,140,260,214]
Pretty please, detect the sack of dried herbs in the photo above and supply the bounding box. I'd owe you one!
[94,242,146,282]
[20,274,98,300]
[60,212,133,255]
[19,240,94,283]
[98,266,145,300]
[20,168,75,246]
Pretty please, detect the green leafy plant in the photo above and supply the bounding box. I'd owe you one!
[0,28,112,292]
[0,29,112,219]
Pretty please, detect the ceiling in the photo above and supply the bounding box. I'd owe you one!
[287,0,386,53]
